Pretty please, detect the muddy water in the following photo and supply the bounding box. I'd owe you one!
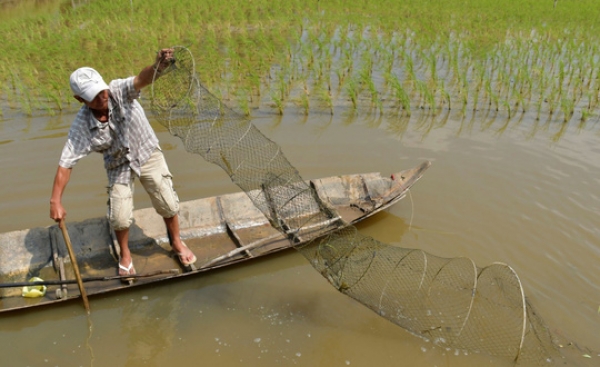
[0,105,599,366]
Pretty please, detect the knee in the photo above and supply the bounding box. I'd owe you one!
[152,174,180,218]
[109,213,132,231]
[156,205,179,218]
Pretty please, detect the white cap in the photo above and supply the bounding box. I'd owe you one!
[69,67,109,102]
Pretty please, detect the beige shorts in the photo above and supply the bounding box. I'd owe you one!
[107,149,180,230]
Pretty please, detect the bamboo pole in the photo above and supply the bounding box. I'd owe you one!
[59,219,90,314]
[0,269,179,288]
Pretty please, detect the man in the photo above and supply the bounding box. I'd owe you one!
[50,48,196,276]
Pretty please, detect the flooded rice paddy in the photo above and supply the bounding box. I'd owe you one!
[0,104,599,366]
[1,0,600,365]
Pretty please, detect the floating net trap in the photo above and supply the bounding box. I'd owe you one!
[150,46,584,366]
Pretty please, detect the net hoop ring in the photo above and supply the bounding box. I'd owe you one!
[150,45,196,113]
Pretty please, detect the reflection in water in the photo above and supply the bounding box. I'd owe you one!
[376,106,600,144]
[120,290,182,366]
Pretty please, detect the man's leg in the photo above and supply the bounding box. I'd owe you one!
[139,149,196,265]
[108,182,136,275]
[164,214,195,264]
[114,228,134,274]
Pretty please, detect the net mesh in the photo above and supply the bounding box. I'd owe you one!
[149,47,574,366]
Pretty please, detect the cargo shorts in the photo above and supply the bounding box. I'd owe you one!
[107,149,180,230]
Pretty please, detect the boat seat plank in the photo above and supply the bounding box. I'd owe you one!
[218,191,270,230]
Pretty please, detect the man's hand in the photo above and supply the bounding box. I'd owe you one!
[153,48,174,74]
[50,201,66,222]
[134,47,175,91]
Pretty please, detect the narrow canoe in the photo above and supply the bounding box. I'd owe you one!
[0,161,430,313]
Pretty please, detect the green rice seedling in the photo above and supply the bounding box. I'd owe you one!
[297,80,311,116]
[341,47,354,81]
[388,74,411,116]
[335,67,346,91]
[483,75,492,107]
[571,82,583,111]
[584,55,596,90]
[461,90,469,116]
[270,91,284,115]
[9,71,32,116]
[358,61,378,111]
[439,80,451,111]
[580,107,591,123]
[428,54,438,89]
[490,89,500,113]
[471,86,481,113]
[584,91,595,113]
[502,99,512,120]
[317,84,334,115]
[403,52,417,88]
[413,80,426,110]
[535,93,545,121]
[547,90,557,116]
[423,82,436,113]
[521,73,533,109]
[383,48,395,75]
[558,60,566,97]
[516,88,528,114]
[2,0,600,120]
[45,87,63,113]
[315,59,325,82]
[345,77,360,112]
[236,89,251,117]
[560,96,575,123]
[324,49,333,77]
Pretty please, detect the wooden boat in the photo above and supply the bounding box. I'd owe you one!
[0,161,430,313]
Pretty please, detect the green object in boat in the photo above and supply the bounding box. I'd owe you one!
[21,277,47,298]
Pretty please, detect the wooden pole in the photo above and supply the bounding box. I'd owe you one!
[0,269,180,288]
[59,219,90,314]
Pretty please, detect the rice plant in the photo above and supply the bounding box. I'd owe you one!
[0,0,599,134]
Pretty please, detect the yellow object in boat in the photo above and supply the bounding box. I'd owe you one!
[22,277,47,298]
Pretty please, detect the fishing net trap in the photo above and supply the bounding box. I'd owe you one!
[149,46,588,366]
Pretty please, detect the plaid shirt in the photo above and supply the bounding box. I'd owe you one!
[59,77,159,185]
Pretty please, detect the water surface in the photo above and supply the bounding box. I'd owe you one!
[1,103,599,366]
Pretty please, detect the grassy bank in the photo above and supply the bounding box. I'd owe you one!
[1,0,599,127]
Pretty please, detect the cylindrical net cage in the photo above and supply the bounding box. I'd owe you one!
[149,46,579,366]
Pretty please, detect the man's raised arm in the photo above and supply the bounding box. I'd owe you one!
[133,48,174,91]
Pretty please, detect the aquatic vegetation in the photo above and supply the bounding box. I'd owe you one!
[1,0,599,134]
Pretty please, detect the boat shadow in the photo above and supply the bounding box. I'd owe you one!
[15,217,170,285]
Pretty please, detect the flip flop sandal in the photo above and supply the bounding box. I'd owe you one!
[176,242,197,270]
[118,260,136,284]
